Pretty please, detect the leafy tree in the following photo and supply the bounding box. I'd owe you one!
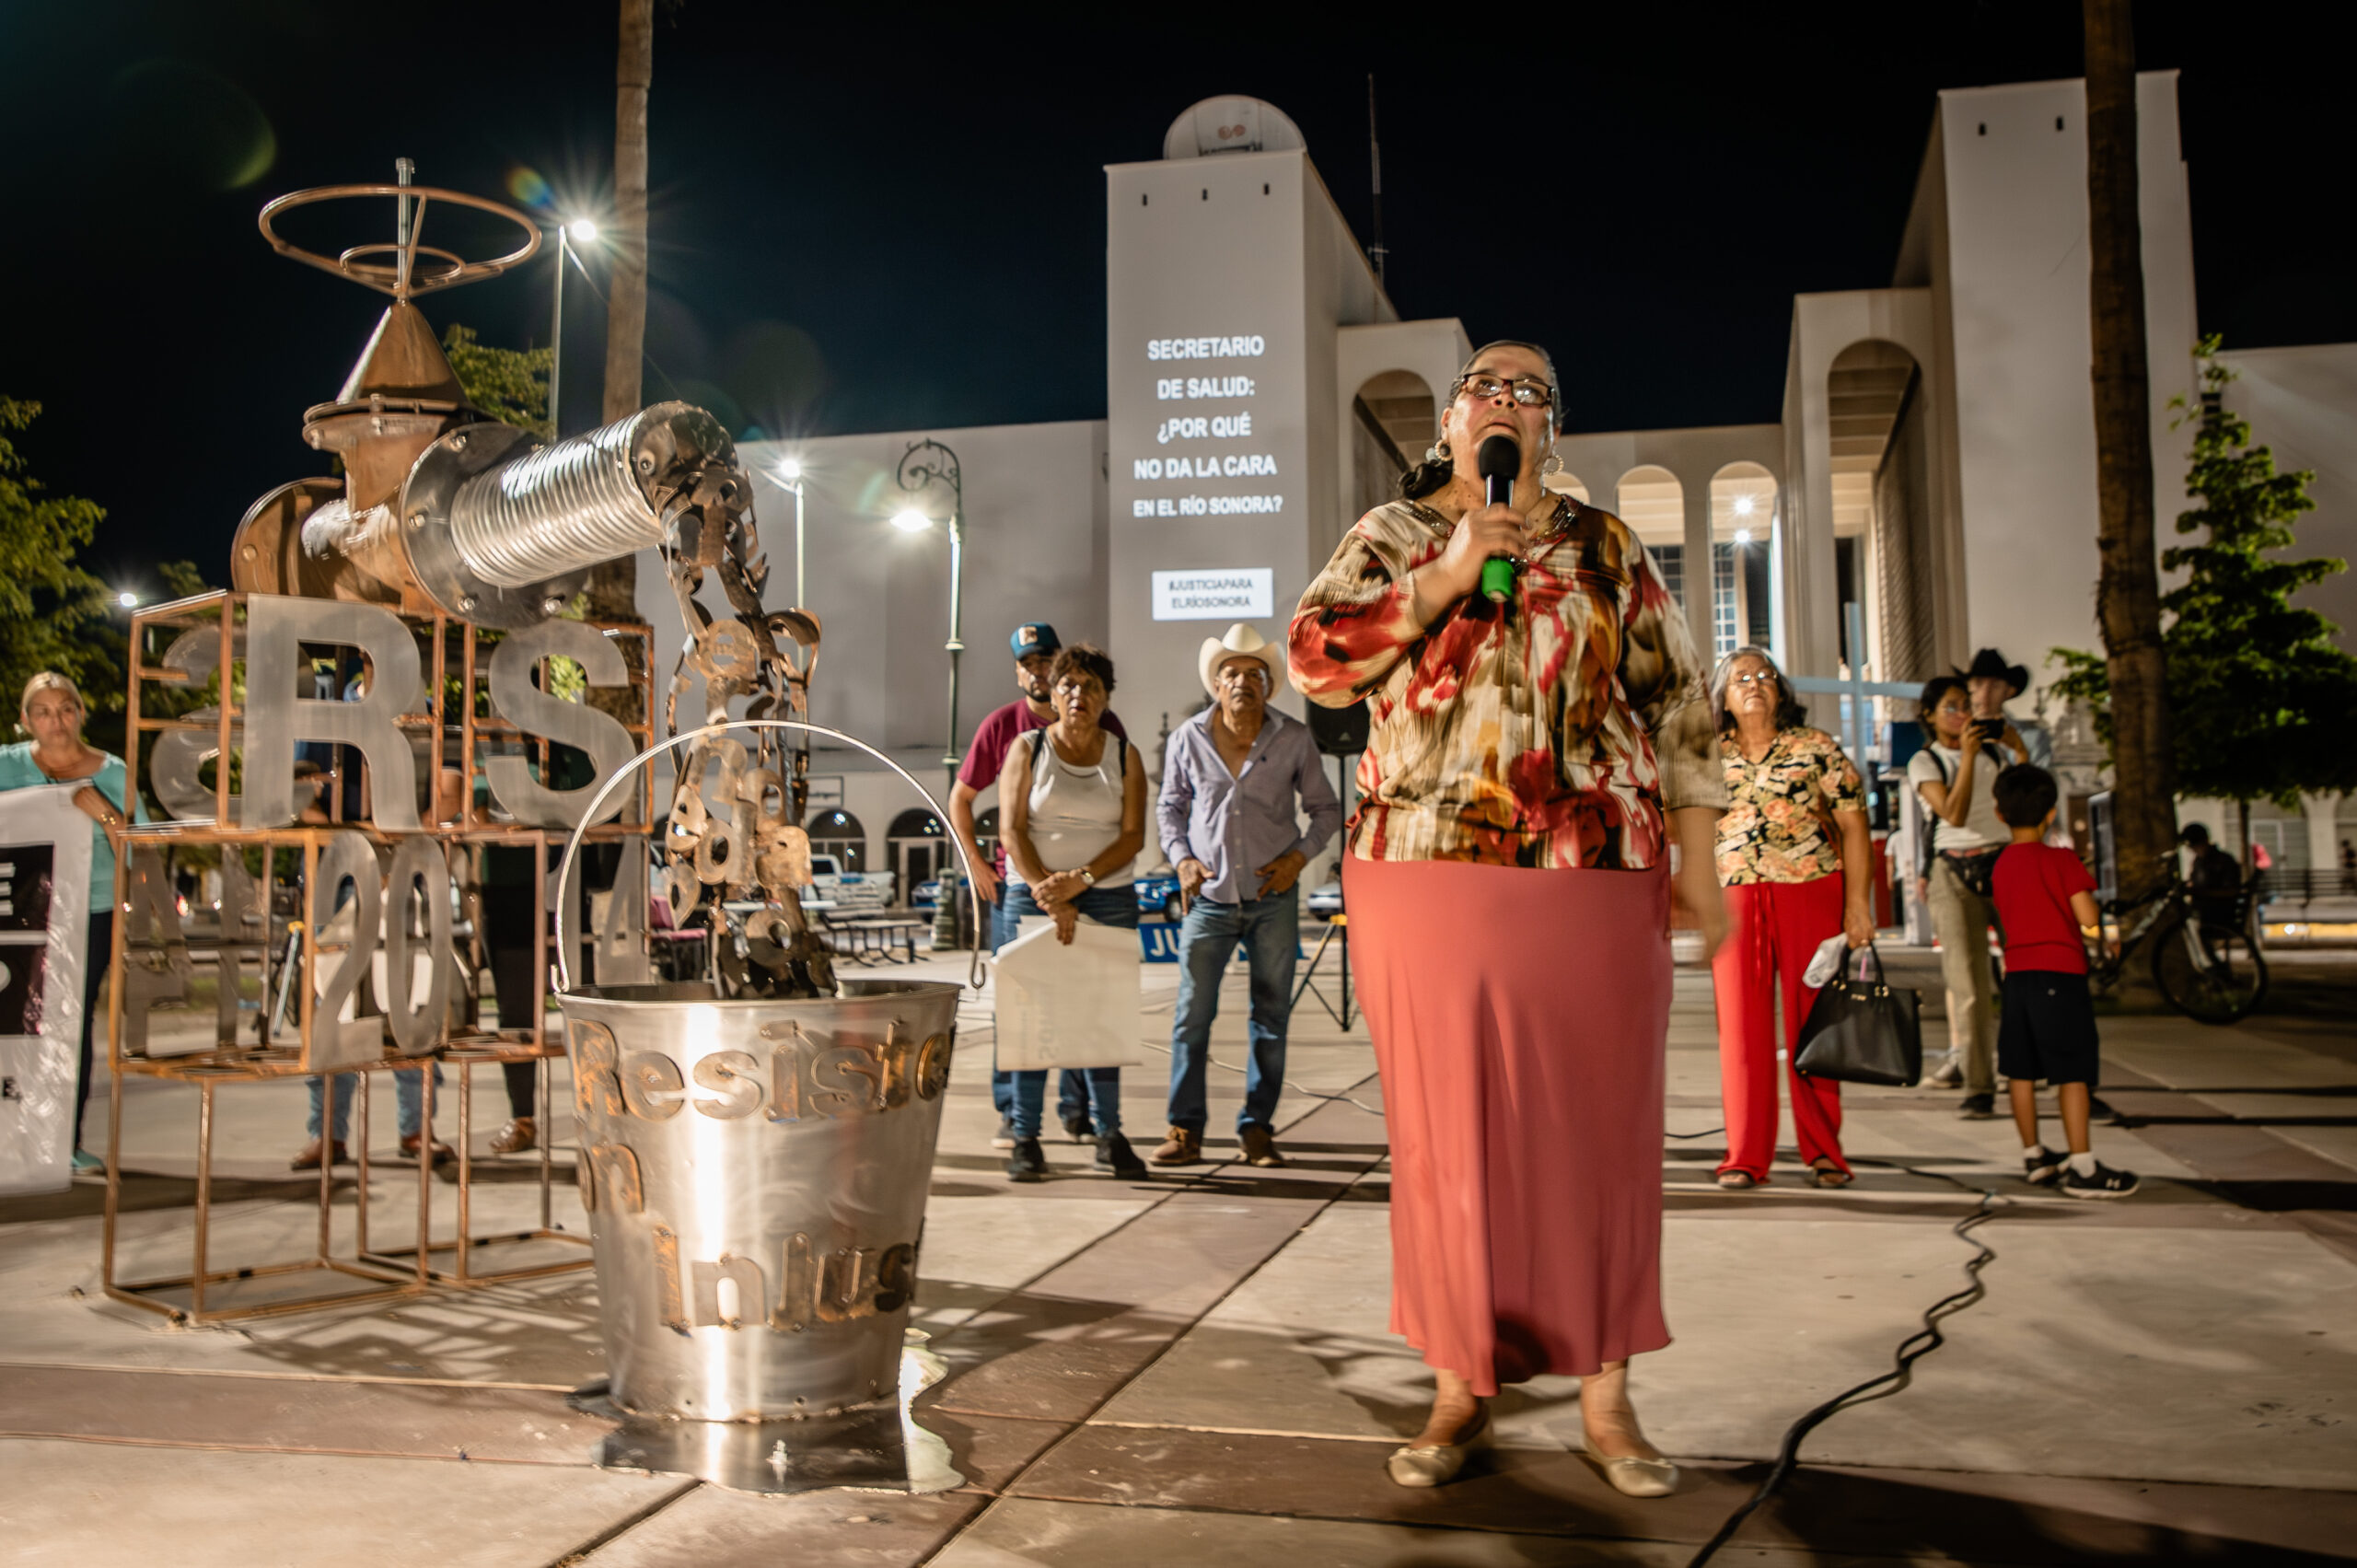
[441,323,553,439]
[2,398,215,759]
[0,398,122,734]
[157,560,213,601]
[577,0,661,649]
[2054,337,2357,863]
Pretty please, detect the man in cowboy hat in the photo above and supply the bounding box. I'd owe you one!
[1963,648,2031,723]
[1152,624,1341,1168]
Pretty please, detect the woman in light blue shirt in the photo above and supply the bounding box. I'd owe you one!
[0,672,142,1174]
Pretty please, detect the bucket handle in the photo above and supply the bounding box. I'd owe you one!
[552,718,985,994]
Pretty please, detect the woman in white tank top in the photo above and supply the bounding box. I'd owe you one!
[1000,643,1148,1182]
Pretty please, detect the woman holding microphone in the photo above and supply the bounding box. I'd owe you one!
[1290,343,1726,1496]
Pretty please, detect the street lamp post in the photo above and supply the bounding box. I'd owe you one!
[548,224,566,436]
[774,458,807,609]
[895,440,968,947]
[546,217,597,437]
[893,439,966,796]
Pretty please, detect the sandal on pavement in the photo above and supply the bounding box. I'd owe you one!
[1715,1169,1764,1190]
[1809,1159,1853,1189]
[1585,1446,1679,1498]
[1385,1413,1492,1488]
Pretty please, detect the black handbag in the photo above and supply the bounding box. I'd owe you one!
[1794,943,1923,1086]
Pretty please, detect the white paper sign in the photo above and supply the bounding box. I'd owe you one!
[992,916,1143,1072]
[1151,568,1273,621]
[0,785,93,1197]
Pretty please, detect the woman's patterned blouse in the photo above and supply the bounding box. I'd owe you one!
[1714,726,1864,886]
[1288,496,1725,870]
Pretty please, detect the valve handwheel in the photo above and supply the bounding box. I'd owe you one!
[258,183,541,299]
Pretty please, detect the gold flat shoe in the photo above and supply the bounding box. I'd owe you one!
[1385,1420,1492,1488]
[1587,1446,1678,1498]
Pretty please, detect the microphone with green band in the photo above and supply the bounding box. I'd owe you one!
[1477,434,1521,604]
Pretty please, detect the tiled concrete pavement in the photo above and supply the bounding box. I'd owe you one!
[4,943,2354,1566]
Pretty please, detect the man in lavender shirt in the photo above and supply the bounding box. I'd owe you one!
[1152,624,1341,1169]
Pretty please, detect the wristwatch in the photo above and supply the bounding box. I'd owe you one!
[1078,868,1097,887]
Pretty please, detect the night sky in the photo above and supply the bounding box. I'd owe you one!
[5,2,2350,597]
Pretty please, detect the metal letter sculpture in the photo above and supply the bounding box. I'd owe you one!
[108,168,974,1491]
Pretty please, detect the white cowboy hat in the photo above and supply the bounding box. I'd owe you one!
[1199,623,1284,697]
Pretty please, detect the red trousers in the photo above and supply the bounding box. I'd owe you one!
[1712,877,1848,1179]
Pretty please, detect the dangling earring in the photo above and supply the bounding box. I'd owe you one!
[1541,449,1563,476]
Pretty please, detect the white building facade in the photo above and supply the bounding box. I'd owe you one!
[633,84,2353,890]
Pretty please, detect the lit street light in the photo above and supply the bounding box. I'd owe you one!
[772,458,809,609]
[889,508,933,534]
[546,215,601,437]
[116,590,138,609]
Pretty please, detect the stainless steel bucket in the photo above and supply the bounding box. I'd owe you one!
[563,975,964,1421]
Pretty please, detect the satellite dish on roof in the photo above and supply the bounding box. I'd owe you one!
[1163,97,1306,160]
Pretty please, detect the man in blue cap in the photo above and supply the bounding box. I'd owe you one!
[950,621,1130,1148]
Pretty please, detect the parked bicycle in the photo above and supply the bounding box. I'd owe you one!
[2088,855,2268,1025]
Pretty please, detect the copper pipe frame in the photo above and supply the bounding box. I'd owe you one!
[99,595,651,1318]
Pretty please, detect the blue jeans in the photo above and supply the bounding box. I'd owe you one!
[1168,889,1298,1135]
[307,1065,441,1141]
[990,888,1097,1128]
[1000,881,1137,1139]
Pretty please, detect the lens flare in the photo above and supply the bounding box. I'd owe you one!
[507,166,553,209]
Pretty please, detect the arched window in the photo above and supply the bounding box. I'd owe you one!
[1616,465,1687,610]
[1542,470,1591,505]
[1350,369,1438,528]
[1829,339,1926,676]
[886,808,949,897]
[1710,462,1779,656]
[807,808,866,872]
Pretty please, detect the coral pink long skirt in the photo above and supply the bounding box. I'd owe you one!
[1345,855,1674,1396]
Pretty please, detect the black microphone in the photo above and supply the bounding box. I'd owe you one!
[1476,435,1520,604]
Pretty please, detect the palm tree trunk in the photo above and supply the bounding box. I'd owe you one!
[589,0,654,630]
[2085,0,2175,902]
[583,0,654,742]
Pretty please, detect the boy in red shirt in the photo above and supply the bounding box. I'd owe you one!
[1990,765,2140,1199]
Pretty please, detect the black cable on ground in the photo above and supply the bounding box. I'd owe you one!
[1683,1189,2001,1568]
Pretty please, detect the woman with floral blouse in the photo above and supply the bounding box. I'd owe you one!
[1290,342,1727,1500]
[1709,646,1875,1191]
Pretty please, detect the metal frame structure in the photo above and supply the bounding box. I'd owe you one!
[99,589,656,1323]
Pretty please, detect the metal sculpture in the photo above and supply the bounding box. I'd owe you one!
[235,165,835,999]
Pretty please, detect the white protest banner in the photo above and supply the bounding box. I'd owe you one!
[992,916,1142,1072]
[0,785,94,1196]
